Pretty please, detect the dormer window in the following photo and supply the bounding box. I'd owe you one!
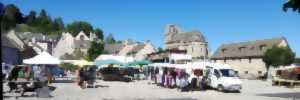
[222,48,227,53]
[259,45,266,50]
[80,35,84,40]
[238,47,246,52]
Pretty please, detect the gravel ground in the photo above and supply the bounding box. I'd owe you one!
[3,79,300,100]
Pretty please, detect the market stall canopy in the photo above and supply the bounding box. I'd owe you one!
[169,54,192,61]
[127,60,151,66]
[73,59,94,67]
[95,54,133,63]
[94,59,123,67]
[23,51,60,64]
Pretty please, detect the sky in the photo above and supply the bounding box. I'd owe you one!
[2,0,300,57]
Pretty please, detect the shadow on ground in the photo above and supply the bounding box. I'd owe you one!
[257,92,300,99]
[95,85,110,88]
[52,80,74,83]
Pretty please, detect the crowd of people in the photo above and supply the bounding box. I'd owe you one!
[148,66,207,91]
[75,66,97,89]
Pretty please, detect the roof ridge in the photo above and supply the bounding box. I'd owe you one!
[222,37,284,46]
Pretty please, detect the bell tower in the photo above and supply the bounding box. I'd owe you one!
[165,24,181,44]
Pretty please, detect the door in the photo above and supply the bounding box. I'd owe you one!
[211,69,221,88]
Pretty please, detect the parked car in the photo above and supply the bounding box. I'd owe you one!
[204,63,242,92]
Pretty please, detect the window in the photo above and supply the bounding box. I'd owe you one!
[214,69,221,78]
[258,71,262,74]
[80,35,84,40]
[259,45,266,50]
[238,47,246,52]
[249,58,252,63]
[222,48,227,53]
[245,71,248,74]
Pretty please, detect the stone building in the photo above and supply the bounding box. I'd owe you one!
[53,31,97,58]
[118,40,156,60]
[164,24,208,60]
[103,40,156,61]
[16,31,59,54]
[211,37,289,79]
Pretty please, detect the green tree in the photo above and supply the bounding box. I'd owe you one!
[25,10,36,26]
[36,9,53,34]
[283,0,300,13]
[1,4,23,32]
[66,21,94,36]
[60,63,79,72]
[53,17,64,31]
[105,33,116,44]
[158,47,164,52]
[294,58,300,64]
[94,28,104,40]
[87,41,104,61]
[60,49,87,60]
[263,46,295,79]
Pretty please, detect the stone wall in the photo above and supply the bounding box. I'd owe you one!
[215,58,267,79]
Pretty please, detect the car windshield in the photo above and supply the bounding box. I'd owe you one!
[220,69,237,77]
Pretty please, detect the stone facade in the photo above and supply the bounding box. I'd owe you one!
[211,37,289,79]
[53,31,97,58]
[118,40,156,60]
[164,24,208,60]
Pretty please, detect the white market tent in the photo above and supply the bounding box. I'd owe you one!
[23,51,60,64]
[169,54,192,61]
[95,54,134,63]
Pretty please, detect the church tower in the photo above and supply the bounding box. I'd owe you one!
[165,24,181,44]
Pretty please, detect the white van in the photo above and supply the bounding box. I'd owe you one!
[204,63,242,92]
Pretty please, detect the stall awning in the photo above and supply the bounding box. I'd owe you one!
[23,51,60,64]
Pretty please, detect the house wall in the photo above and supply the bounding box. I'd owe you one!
[118,44,137,56]
[187,42,207,59]
[135,43,156,60]
[166,41,208,60]
[215,58,267,79]
[53,33,75,58]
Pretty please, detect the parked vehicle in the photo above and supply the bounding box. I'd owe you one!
[204,63,242,92]
[99,67,132,82]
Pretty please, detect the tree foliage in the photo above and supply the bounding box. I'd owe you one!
[66,21,94,36]
[60,63,79,72]
[60,49,88,60]
[94,28,104,40]
[52,17,64,31]
[25,10,36,26]
[294,58,300,64]
[263,46,295,69]
[87,41,104,61]
[105,33,116,44]
[1,4,23,33]
[283,0,300,13]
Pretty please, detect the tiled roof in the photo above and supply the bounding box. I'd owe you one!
[211,37,286,59]
[104,43,125,54]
